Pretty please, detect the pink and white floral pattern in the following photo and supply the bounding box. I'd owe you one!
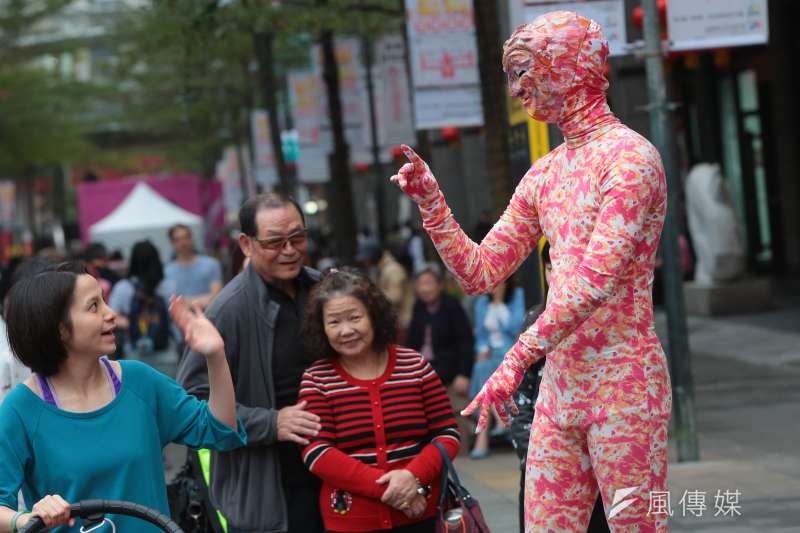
[392,11,671,531]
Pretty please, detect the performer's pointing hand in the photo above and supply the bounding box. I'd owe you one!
[390,144,441,205]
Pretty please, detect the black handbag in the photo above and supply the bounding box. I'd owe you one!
[433,442,492,533]
[167,450,226,533]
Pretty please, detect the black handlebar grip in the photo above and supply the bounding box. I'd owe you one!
[18,499,183,533]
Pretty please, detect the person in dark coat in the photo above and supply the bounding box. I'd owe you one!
[405,264,474,450]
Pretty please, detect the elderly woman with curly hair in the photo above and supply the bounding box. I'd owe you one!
[298,268,460,533]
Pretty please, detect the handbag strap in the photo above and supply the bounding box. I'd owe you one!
[434,441,474,507]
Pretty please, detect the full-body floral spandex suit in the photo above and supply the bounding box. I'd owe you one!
[392,11,671,532]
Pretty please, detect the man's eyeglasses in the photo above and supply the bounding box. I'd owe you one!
[251,230,308,251]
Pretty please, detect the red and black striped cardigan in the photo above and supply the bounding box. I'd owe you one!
[299,345,460,532]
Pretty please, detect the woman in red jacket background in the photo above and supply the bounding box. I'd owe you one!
[299,268,460,533]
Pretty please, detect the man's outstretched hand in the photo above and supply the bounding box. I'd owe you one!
[389,144,441,206]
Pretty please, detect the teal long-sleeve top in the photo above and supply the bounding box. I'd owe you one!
[0,359,246,532]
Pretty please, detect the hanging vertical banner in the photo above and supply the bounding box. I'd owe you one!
[0,180,15,227]
[217,146,243,221]
[250,109,279,188]
[667,0,768,51]
[288,70,330,184]
[517,1,627,56]
[312,38,372,165]
[406,0,484,129]
[374,33,416,158]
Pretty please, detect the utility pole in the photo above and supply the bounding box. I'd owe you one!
[642,0,699,461]
[473,0,513,213]
[320,27,358,262]
[253,31,293,193]
[362,34,386,241]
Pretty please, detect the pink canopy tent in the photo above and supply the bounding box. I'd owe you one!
[77,174,225,252]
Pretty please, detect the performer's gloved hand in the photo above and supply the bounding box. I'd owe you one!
[462,345,528,431]
[390,144,442,207]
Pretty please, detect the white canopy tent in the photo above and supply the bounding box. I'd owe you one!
[89,182,204,261]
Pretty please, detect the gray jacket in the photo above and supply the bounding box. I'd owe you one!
[176,264,320,532]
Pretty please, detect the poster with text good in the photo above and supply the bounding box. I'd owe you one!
[667,0,768,51]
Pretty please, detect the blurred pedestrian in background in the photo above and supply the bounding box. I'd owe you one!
[406,264,474,452]
[82,242,121,300]
[405,222,427,274]
[469,274,525,459]
[299,268,459,532]
[356,242,414,342]
[227,239,249,282]
[108,240,173,357]
[164,224,222,311]
[0,256,56,406]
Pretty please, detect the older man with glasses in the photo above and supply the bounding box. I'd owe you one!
[178,192,324,533]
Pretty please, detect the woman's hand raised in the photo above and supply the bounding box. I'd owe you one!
[169,296,224,359]
[389,145,441,206]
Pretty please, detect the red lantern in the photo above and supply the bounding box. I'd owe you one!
[632,1,667,30]
[391,145,405,159]
[355,161,370,174]
[632,5,643,28]
[441,126,460,142]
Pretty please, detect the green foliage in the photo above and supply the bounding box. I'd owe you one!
[0,66,96,173]
[0,0,101,175]
[101,0,401,175]
[0,0,405,177]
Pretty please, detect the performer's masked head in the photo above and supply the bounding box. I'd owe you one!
[503,11,609,125]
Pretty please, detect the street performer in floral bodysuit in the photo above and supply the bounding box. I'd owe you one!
[390,11,671,532]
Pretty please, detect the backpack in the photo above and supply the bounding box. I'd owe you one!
[128,281,170,354]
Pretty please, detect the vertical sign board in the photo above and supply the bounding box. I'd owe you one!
[666,0,768,51]
[374,33,416,160]
[0,180,15,228]
[406,0,484,129]
[288,70,331,184]
[250,109,279,188]
[217,147,243,222]
[312,39,372,165]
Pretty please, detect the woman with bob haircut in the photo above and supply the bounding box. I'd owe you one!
[0,262,245,532]
[297,268,460,533]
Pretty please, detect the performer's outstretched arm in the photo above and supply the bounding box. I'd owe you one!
[463,148,667,430]
[392,145,543,294]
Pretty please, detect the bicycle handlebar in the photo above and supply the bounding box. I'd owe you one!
[18,499,183,533]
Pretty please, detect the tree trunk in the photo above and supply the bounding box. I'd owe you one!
[320,29,358,261]
[472,0,513,213]
[252,31,292,193]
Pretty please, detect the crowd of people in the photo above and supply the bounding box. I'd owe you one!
[0,11,671,533]
[0,190,609,533]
